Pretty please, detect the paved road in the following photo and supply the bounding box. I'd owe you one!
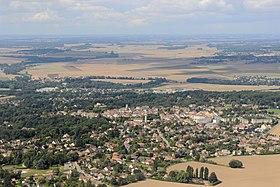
[157,128,171,148]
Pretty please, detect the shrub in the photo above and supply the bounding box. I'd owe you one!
[229,160,243,168]
[208,172,218,184]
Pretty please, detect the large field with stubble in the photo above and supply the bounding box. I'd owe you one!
[70,43,218,59]
[25,59,280,91]
[126,154,280,187]
[170,155,280,187]
[0,72,15,80]
[2,43,280,91]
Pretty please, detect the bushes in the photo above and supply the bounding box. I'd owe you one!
[229,160,243,168]
[208,172,218,184]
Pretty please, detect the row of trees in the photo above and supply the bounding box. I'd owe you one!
[168,166,220,185]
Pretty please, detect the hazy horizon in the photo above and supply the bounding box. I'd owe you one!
[1,0,280,35]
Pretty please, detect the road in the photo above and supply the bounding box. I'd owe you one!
[157,128,171,148]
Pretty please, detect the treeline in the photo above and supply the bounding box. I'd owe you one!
[17,48,67,55]
[209,42,280,54]
[64,77,168,89]
[88,75,155,81]
[187,77,280,86]
[158,45,188,50]
[0,62,27,75]
[193,54,280,64]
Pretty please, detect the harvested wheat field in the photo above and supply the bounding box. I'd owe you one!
[26,62,151,80]
[269,122,280,136]
[26,62,191,81]
[94,79,149,84]
[82,44,217,59]
[0,72,15,80]
[124,179,191,187]
[26,62,280,92]
[0,56,23,64]
[163,155,280,187]
[156,83,280,92]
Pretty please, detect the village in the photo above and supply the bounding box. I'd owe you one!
[1,100,279,186]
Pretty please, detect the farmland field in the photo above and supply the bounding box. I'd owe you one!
[156,83,280,92]
[162,155,280,187]
[94,79,149,84]
[2,43,280,91]
[0,56,23,64]
[124,179,191,187]
[0,71,15,80]
[71,44,218,59]
[24,58,280,91]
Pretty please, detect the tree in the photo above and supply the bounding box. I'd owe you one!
[75,138,86,148]
[67,152,79,162]
[113,163,124,173]
[35,159,49,170]
[204,167,209,180]
[133,169,145,181]
[168,171,177,181]
[70,169,80,181]
[199,167,204,179]
[209,172,218,184]
[97,184,107,187]
[53,168,61,176]
[186,166,194,178]
[195,168,199,178]
[127,174,137,183]
[37,176,47,185]
[23,158,33,168]
[229,160,243,168]
[0,155,6,165]
[2,172,12,187]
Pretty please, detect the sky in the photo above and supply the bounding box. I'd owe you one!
[0,0,280,35]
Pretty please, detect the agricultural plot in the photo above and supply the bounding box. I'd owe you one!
[81,44,218,59]
[130,155,280,187]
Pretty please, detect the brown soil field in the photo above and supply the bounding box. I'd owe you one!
[162,155,280,187]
